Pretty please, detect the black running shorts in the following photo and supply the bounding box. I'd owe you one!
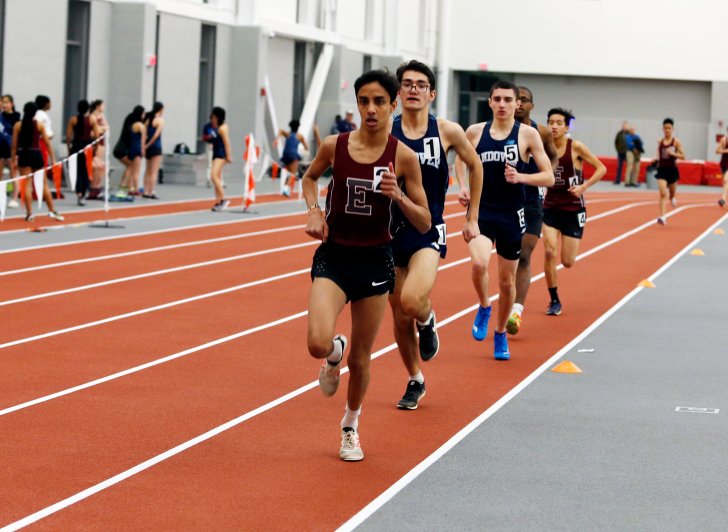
[477,207,526,260]
[311,241,395,302]
[656,166,679,185]
[543,207,586,239]
[522,195,544,237]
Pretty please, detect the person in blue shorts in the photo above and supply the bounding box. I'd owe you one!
[278,119,309,197]
[461,80,554,361]
[389,60,483,410]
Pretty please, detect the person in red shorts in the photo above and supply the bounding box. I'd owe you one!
[301,69,431,462]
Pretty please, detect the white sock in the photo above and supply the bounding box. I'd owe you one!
[409,371,424,384]
[341,404,361,430]
[326,337,344,365]
[512,303,524,316]
[416,310,434,327]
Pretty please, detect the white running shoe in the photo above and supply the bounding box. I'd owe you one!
[657,217,666,226]
[340,427,363,461]
[8,199,19,208]
[48,211,64,221]
[318,335,347,397]
[671,198,677,208]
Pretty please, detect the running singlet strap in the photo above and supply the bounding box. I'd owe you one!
[390,114,449,228]
[523,119,543,203]
[544,138,584,211]
[475,120,526,212]
[326,132,398,247]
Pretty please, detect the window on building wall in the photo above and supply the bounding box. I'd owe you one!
[197,24,216,154]
[0,0,5,92]
[63,0,90,128]
[292,41,307,120]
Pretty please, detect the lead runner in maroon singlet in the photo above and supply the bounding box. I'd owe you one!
[302,69,430,462]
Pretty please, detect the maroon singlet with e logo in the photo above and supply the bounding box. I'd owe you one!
[325,132,398,246]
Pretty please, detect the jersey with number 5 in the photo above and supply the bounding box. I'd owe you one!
[476,121,526,213]
[325,132,398,246]
[543,138,585,211]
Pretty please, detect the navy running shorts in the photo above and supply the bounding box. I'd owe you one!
[477,207,526,260]
[311,241,395,302]
[543,207,586,239]
[522,195,544,237]
[391,223,447,268]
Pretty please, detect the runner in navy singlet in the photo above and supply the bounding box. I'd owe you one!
[461,80,554,362]
[542,107,606,316]
[301,69,430,462]
[505,86,558,336]
[653,118,685,225]
[716,126,728,207]
[388,60,482,411]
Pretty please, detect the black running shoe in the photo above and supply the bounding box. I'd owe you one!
[397,380,426,410]
[416,311,439,361]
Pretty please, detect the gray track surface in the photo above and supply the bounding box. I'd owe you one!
[357,219,728,531]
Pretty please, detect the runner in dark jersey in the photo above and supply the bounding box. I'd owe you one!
[716,126,728,207]
[278,119,309,197]
[506,86,558,335]
[654,118,685,225]
[462,80,554,361]
[388,60,482,410]
[11,101,63,222]
[543,107,606,316]
[301,69,430,462]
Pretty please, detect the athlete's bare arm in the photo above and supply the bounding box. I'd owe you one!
[672,138,685,160]
[570,140,606,198]
[381,143,431,234]
[716,138,728,155]
[302,135,337,242]
[438,118,482,242]
[454,123,487,207]
[537,123,559,170]
[505,126,554,187]
[298,132,309,152]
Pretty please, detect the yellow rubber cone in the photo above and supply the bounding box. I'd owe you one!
[551,361,582,374]
[638,279,656,288]
[714,228,725,235]
[690,248,705,256]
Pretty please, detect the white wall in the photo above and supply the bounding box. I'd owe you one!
[88,0,114,106]
[449,0,728,82]
[156,13,201,152]
[514,74,711,159]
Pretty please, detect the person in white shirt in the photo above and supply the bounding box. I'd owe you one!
[34,95,62,199]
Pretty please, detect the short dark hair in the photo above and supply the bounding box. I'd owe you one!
[547,107,575,127]
[289,119,300,132]
[663,117,674,126]
[354,69,400,102]
[396,60,436,91]
[35,95,50,110]
[489,80,519,98]
[211,106,226,125]
[517,86,533,102]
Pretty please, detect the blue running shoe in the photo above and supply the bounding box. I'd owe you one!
[494,331,510,361]
[546,301,562,316]
[472,305,491,341]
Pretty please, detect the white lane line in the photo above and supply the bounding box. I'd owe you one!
[337,209,728,532]
[4,212,725,529]
[0,241,319,307]
[0,224,306,277]
[0,269,310,351]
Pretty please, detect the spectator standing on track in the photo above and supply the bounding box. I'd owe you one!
[462,80,554,361]
[717,126,728,207]
[88,99,109,200]
[11,102,63,222]
[113,105,144,197]
[204,106,232,212]
[143,101,164,199]
[614,120,628,185]
[1,94,21,208]
[654,118,684,226]
[66,99,99,205]
[388,59,482,411]
[35,95,64,200]
[302,69,430,462]
[542,107,606,316]
[624,125,643,187]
